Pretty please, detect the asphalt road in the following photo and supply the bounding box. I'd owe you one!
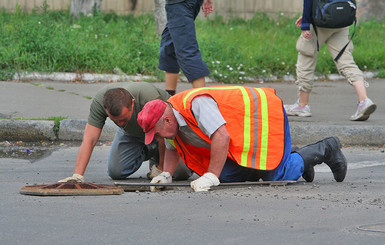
[1,77,384,244]
[1,143,385,245]
[1,78,384,145]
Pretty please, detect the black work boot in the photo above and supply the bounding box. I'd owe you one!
[296,137,347,182]
[302,163,315,182]
[292,145,314,182]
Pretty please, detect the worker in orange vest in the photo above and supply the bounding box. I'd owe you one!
[137,86,347,192]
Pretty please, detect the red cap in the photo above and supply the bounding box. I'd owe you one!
[137,99,167,144]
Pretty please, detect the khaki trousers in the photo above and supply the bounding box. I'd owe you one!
[295,25,363,93]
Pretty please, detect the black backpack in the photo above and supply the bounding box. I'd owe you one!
[312,0,357,62]
[312,0,357,28]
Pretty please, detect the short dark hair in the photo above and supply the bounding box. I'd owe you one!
[103,88,133,116]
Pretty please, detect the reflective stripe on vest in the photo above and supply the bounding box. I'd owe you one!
[255,88,268,170]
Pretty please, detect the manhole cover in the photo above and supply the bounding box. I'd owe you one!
[20,182,124,196]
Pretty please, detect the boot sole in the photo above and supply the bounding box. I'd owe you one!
[350,104,377,121]
[329,137,347,182]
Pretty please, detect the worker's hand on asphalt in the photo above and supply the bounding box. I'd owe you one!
[190,172,220,192]
[147,165,163,180]
[150,171,172,192]
[58,174,85,183]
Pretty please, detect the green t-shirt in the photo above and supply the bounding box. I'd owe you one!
[88,82,170,138]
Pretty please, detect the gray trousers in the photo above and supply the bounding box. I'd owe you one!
[107,128,149,180]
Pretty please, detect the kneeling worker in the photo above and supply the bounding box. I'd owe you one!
[58,82,191,183]
[137,86,347,192]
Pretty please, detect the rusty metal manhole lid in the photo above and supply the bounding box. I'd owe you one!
[20,182,124,196]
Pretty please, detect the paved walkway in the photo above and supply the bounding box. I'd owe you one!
[0,76,384,145]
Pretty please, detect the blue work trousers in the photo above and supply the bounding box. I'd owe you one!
[219,110,305,182]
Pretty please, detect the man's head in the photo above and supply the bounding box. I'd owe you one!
[137,99,178,144]
[103,88,135,127]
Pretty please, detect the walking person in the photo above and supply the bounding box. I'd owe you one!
[285,0,376,121]
[158,0,214,96]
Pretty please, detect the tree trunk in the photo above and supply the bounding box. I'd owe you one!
[70,0,102,18]
[154,0,167,37]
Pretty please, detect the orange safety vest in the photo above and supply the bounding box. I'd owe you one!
[167,86,286,176]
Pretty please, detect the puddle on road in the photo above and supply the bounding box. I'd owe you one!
[0,141,80,162]
[0,146,55,162]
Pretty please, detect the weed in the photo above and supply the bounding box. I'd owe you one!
[49,116,67,137]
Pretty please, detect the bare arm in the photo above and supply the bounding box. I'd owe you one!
[162,145,181,175]
[189,125,229,191]
[207,125,230,177]
[295,16,312,39]
[74,123,102,175]
[295,16,302,27]
[157,138,166,171]
[202,0,214,17]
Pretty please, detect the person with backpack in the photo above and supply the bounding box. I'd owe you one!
[285,0,376,121]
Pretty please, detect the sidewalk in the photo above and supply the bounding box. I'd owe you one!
[0,76,383,146]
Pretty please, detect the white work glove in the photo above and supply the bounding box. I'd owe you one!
[190,172,220,192]
[58,174,85,183]
[150,172,172,192]
[147,165,163,180]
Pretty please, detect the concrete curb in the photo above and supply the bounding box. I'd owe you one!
[11,71,377,83]
[0,120,56,141]
[0,119,384,146]
[289,123,385,146]
[13,71,155,83]
[58,119,117,141]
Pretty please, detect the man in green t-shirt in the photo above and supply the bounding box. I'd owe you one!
[58,82,191,182]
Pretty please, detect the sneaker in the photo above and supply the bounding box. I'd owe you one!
[349,98,377,121]
[284,99,312,117]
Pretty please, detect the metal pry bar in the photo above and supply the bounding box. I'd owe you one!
[114,180,296,190]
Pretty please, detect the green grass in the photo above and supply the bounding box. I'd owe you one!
[1,5,384,82]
